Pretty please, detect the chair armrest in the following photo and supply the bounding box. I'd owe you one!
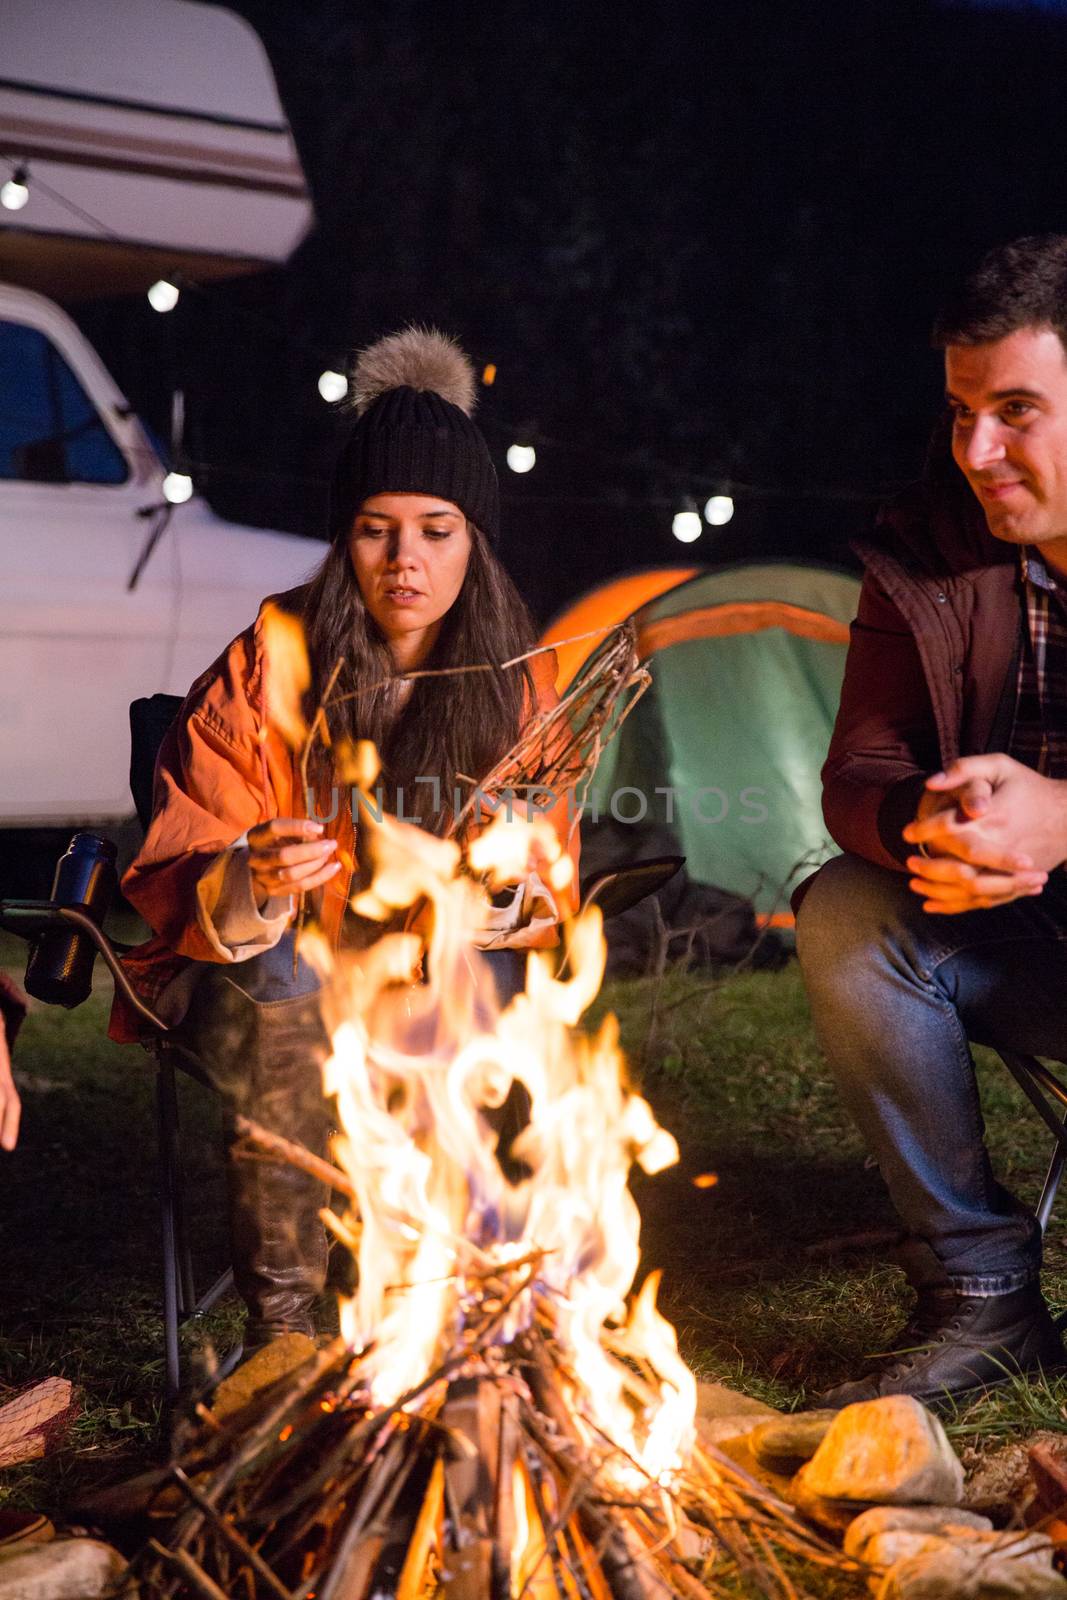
[0,900,169,1034]
[579,856,685,921]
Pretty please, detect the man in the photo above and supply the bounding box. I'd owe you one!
[797,234,1067,1406]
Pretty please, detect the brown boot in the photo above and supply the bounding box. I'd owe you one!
[178,953,332,1352]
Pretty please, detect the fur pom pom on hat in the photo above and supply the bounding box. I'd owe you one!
[329,325,499,540]
[352,326,478,418]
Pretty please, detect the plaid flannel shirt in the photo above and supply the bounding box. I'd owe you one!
[1009,549,1067,778]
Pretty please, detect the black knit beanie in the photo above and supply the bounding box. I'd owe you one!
[329,326,500,541]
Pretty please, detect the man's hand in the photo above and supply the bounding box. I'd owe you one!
[901,754,1067,913]
[0,1027,21,1152]
[246,818,339,906]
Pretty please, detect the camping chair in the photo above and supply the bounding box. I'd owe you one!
[0,694,234,1400]
[0,698,684,1398]
[998,1051,1067,1242]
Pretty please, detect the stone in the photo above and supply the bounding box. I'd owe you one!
[694,1379,778,1445]
[210,1331,317,1423]
[0,1537,128,1599]
[799,1396,964,1506]
[963,1438,1039,1523]
[789,1467,877,1536]
[875,1530,1067,1598]
[844,1504,993,1567]
[750,1410,837,1471]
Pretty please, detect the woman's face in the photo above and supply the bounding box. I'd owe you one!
[348,493,473,669]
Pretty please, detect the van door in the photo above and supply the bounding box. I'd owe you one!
[0,312,177,825]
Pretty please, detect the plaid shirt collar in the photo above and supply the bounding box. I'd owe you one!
[1009,547,1067,776]
[1021,547,1062,595]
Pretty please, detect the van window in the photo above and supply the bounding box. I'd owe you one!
[0,319,129,485]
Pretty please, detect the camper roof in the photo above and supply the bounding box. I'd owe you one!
[0,1,313,298]
[3,0,287,126]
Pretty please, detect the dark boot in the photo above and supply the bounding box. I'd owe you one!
[820,1283,1066,1409]
[178,954,333,1352]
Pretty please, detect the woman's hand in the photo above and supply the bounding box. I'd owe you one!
[246,818,340,906]
[0,1026,21,1152]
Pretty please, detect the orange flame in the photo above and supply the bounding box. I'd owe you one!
[261,602,311,750]
[309,783,697,1485]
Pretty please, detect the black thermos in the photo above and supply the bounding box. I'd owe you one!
[24,833,118,1007]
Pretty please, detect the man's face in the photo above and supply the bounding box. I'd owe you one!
[946,326,1067,551]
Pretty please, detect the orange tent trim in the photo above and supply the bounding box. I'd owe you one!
[636,601,851,660]
[541,568,700,689]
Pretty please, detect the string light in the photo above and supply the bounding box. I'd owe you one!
[1,164,29,211]
[148,278,180,313]
[317,369,348,403]
[671,501,703,543]
[704,493,735,526]
[162,471,193,504]
[506,443,536,473]
[0,159,898,514]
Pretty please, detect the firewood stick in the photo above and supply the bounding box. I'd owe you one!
[169,1467,295,1600]
[492,1390,522,1596]
[520,1345,762,1600]
[395,1452,444,1600]
[234,1114,355,1198]
[519,1412,669,1600]
[268,1292,533,1589]
[749,1524,801,1600]
[516,1436,574,1600]
[316,1429,414,1600]
[167,1336,352,1552]
[148,1540,231,1600]
[576,1514,674,1600]
[293,655,345,977]
[623,1509,715,1600]
[260,1295,531,1565]
[259,1404,408,1548]
[560,1520,615,1600]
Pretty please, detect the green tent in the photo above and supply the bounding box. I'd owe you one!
[559,562,861,922]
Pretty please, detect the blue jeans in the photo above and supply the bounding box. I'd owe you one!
[796,853,1067,1295]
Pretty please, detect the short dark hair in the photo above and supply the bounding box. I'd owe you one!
[932,234,1067,351]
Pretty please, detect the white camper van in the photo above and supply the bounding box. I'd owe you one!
[0,284,324,827]
[0,1,328,828]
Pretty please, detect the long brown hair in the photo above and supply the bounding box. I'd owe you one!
[300,525,535,831]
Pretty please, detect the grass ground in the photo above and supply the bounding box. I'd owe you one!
[2,934,1067,1593]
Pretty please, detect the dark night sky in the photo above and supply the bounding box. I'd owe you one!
[76,0,1067,623]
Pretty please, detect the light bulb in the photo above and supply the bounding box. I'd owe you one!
[318,369,348,403]
[148,279,180,313]
[506,443,536,473]
[672,509,703,543]
[1,168,29,211]
[704,494,735,526]
[163,472,193,504]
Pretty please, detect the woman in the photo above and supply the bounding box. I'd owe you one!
[114,329,577,1351]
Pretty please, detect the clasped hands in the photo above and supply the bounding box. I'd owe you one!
[902,754,1067,914]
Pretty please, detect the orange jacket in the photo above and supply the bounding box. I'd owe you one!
[112,591,578,1042]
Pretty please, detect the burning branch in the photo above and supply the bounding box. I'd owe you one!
[132,727,860,1600]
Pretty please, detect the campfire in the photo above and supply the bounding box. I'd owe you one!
[133,757,849,1599]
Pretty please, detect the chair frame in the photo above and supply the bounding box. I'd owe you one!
[998,1050,1067,1236]
[0,901,236,1398]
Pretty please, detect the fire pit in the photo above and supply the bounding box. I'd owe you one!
[132,773,850,1599]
